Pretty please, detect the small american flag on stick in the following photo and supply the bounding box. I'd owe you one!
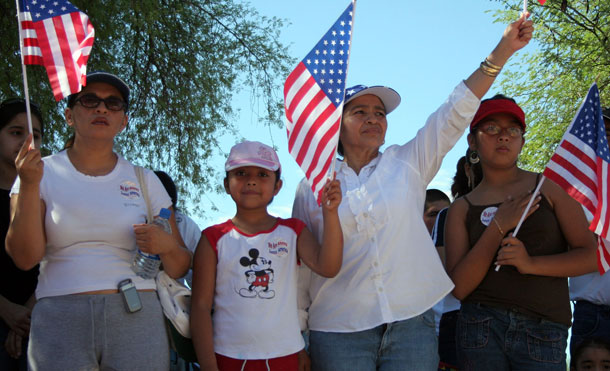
[284,1,355,204]
[18,0,95,101]
[543,83,610,273]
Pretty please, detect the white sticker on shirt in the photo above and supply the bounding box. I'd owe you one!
[480,206,498,226]
[119,181,141,200]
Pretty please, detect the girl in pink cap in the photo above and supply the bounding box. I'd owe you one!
[191,140,343,371]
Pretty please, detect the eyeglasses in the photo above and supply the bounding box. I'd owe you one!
[74,94,126,111]
[477,124,523,138]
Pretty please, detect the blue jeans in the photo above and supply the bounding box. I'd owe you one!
[456,303,568,371]
[309,309,438,371]
[569,300,610,356]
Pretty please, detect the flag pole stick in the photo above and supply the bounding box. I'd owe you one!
[14,0,36,149]
[495,175,545,271]
[523,0,528,15]
[327,0,357,184]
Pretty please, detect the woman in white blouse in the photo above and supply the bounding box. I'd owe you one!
[292,14,534,370]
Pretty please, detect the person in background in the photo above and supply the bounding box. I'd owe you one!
[154,170,201,371]
[0,98,43,371]
[6,71,191,370]
[568,107,610,356]
[154,170,201,289]
[424,189,450,235]
[424,188,451,370]
[293,14,534,370]
[569,337,610,371]
[445,94,598,370]
[433,148,483,371]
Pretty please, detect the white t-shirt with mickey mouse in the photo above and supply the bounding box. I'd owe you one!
[11,150,171,298]
[203,218,305,360]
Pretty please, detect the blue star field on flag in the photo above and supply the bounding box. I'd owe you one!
[569,86,610,162]
[303,5,353,107]
[21,0,80,22]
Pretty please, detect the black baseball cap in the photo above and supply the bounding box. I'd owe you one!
[67,71,130,109]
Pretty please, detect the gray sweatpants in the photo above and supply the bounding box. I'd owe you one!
[28,292,169,371]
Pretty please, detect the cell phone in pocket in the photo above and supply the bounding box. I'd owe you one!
[118,278,142,313]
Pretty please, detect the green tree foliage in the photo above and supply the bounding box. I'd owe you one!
[0,0,293,213]
[492,0,609,170]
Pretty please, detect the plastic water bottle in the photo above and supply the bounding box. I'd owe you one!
[132,208,172,279]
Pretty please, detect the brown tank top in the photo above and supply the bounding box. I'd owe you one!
[462,176,572,326]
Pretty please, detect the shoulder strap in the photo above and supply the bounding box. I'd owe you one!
[463,195,473,207]
[135,166,153,223]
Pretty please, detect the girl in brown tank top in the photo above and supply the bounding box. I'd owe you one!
[444,95,598,370]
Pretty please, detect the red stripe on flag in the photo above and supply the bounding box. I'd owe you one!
[312,148,336,202]
[32,21,62,98]
[284,63,309,122]
[548,153,597,193]
[561,140,597,170]
[543,167,596,214]
[305,118,340,180]
[597,238,610,275]
[295,103,335,164]
[591,160,610,239]
[53,15,80,96]
[23,56,43,64]
[288,90,327,152]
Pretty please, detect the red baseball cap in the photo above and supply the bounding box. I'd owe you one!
[470,98,526,131]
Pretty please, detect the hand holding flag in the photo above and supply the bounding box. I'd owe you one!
[284,1,355,205]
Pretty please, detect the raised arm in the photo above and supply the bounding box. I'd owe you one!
[6,135,46,270]
[297,179,343,278]
[464,12,534,99]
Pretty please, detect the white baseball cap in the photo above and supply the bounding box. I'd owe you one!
[344,85,401,114]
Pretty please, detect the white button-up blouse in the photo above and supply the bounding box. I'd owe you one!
[293,81,480,332]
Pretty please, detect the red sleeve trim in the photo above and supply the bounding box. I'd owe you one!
[202,220,233,257]
[277,217,306,236]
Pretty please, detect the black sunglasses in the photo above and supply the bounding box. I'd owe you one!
[74,94,127,112]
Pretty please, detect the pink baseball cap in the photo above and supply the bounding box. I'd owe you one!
[225,141,281,172]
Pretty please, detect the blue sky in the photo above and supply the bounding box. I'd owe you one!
[190,0,527,226]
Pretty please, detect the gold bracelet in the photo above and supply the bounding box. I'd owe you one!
[492,217,504,236]
[479,62,500,77]
[484,57,503,70]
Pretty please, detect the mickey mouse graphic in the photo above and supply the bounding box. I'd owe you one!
[238,248,275,299]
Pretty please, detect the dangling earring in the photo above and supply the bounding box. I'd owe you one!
[468,150,480,164]
[467,167,476,191]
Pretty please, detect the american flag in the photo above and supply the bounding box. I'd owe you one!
[284,2,354,204]
[543,83,610,273]
[18,0,95,101]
